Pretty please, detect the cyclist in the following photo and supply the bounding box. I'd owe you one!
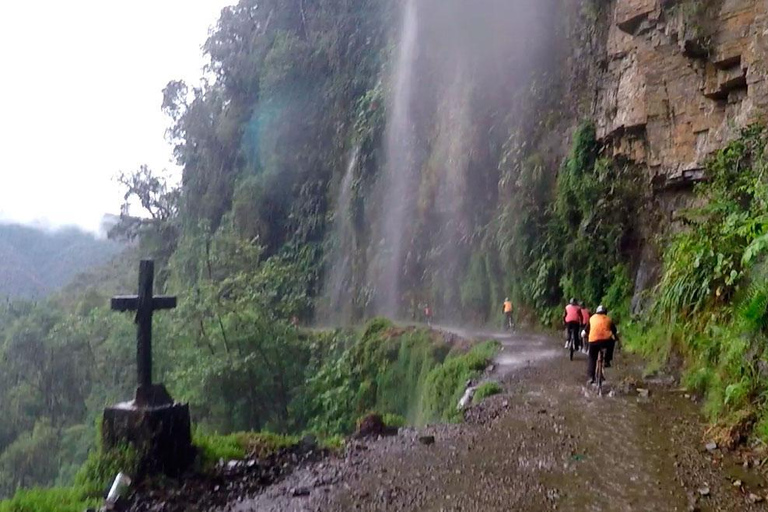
[503,297,514,330]
[424,303,433,326]
[584,305,618,385]
[563,298,581,350]
[579,301,591,354]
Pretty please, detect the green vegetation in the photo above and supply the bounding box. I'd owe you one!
[307,319,499,434]
[493,121,641,325]
[193,431,301,469]
[6,0,754,502]
[0,307,495,503]
[625,125,768,441]
[0,443,138,512]
[0,223,121,300]
[474,382,503,402]
[422,341,501,422]
[0,487,99,512]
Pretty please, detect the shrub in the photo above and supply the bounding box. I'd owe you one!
[193,431,300,469]
[74,444,139,498]
[422,341,501,422]
[382,413,408,429]
[0,488,99,512]
[474,381,503,402]
[637,125,768,440]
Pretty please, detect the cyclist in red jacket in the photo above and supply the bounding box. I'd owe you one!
[563,298,581,350]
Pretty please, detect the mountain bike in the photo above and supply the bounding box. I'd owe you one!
[595,346,607,396]
[567,327,579,361]
[504,313,515,332]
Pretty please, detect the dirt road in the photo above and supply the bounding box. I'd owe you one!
[230,329,768,512]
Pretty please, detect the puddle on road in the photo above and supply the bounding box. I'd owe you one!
[437,324,565,375]
[493,332,562,374]
[495,349,560,371]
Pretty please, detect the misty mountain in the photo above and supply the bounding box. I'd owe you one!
[0,223,122,299]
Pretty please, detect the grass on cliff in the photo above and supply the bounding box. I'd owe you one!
[0,442,138,512]
[307,318,500,434]
[474,381,503,403]
[193,431,302,469]
[626,125,768,443]
[0,487,100,512]
[422,341,501,422]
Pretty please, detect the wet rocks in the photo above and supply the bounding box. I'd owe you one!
[418,435,435,446]
[354,413,398,439]
[290,486,310,497]
[121,442,329,512]
[705,442,718,453]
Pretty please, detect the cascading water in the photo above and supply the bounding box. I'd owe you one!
[323,0,562,324]
[322,146,360,325]
[372,0,419,318]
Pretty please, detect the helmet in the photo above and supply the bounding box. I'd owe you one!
[505,297,509,302]
[596,305,607,314]
[579,301,585,307]
[569,298,577,305]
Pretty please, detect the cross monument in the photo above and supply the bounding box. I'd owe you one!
[111,259,176,395]
[103,259,194,476]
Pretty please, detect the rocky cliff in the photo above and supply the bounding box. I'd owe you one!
[553,0,766,308]
[596,0,766,187]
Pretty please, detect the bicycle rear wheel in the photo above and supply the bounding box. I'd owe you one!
[596,350,605,396]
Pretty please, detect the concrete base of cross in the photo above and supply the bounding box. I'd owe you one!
[102,386,195,477]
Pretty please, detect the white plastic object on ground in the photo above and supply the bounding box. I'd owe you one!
[457,386,477,410]
[106,472,132,504]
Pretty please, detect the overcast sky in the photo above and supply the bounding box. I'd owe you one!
[0,0,234,233]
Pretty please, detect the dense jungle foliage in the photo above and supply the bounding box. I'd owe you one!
[0,223,120,299]
[626,125,768,443]
[2,0,768,507]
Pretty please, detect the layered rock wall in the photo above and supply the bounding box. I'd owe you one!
[595,0,768,188]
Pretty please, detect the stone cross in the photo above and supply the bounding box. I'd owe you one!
[111,260,176,393]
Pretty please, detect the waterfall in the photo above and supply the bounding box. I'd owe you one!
[373,0,419,318]
[322,146,359,325]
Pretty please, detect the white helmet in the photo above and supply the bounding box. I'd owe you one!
[596,305,607,314]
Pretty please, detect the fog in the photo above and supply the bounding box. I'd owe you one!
[327,0,561,320]
[0,0,233,233]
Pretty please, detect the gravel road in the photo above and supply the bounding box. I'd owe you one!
[228,329,768,512]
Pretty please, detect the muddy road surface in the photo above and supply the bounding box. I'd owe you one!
[228,329,767,512]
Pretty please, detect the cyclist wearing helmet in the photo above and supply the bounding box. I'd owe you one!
[563,298,582,350]
[584,305,618,384]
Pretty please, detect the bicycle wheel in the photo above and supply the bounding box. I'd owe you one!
[569,331,575,361]
[596,350,604,396]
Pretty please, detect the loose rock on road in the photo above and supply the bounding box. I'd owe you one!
[231,329,767,512]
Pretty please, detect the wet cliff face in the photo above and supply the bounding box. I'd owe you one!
[567,0,768,309]
[321,0,768,324]
[594,0,768,186]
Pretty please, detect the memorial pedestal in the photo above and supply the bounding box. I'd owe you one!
[102,385,195,476]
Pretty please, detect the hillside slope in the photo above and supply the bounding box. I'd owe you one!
[0,223,122,299]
